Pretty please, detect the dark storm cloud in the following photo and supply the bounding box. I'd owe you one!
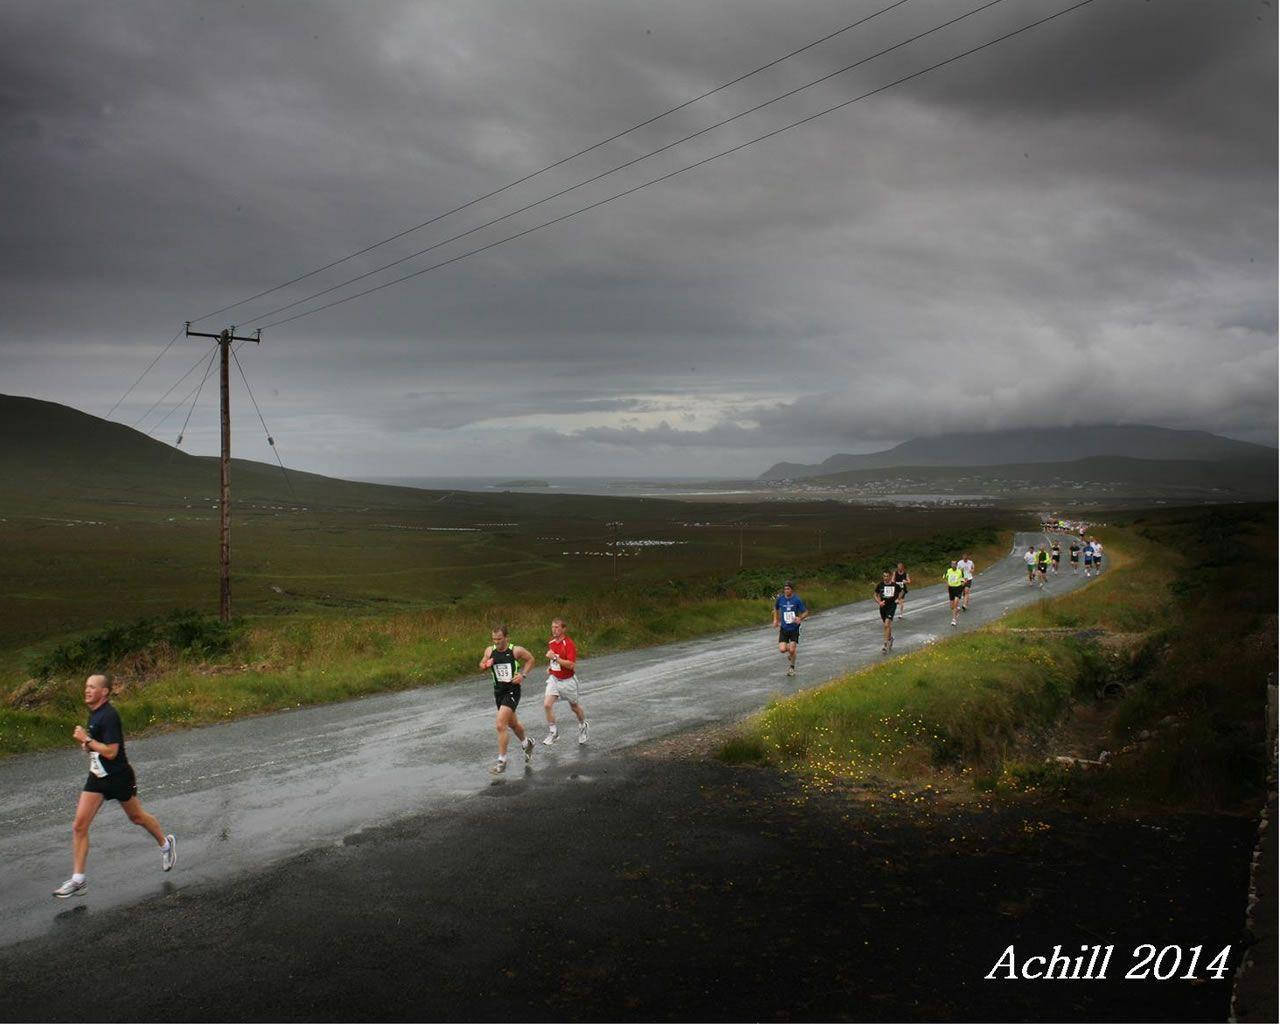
[0,0,1274,475]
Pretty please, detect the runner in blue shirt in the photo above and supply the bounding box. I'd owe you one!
[772,581,809,677]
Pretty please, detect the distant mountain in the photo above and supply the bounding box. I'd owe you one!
[760,425,1276,480]
[798,454,1277,499]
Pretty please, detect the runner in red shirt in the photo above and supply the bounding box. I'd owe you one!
[542,618,589,746]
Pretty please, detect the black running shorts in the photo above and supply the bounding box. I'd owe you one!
[879,603,896,621]
[493,682,522,711]
[948,585,965,600]
[778,626,800,645]
[84,766,138,803]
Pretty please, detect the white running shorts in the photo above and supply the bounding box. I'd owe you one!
[545,674,581,705]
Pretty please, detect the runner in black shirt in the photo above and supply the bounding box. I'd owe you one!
[53,674,175,898]
[893,563,911,618]
[479,624,536,774]
[874,570,900,653]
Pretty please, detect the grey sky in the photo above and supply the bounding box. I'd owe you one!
[1,0,1275,479]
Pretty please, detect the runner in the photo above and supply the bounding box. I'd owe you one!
[957,552,975,612]
[772,580,809,677]
[1036,545,1050,588]
[52,674,176,899]
[1091,538,1104,573]
[1050,540,1061,574]
[1023,545,1037,585]
[945,560,965,627]
[542,617,588,746]
[479,625,536,774]
[1069,539,1080,574]
[1083,539,1095,577]
[892,562,911,617]
[874,569,900,653]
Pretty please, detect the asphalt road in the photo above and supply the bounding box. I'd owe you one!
[0,530,1089,949]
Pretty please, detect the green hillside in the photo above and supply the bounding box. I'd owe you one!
[1,393,451,511]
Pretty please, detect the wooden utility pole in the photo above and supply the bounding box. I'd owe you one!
[185,322,261,622]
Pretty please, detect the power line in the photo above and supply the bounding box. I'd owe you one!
[247,0,1007,328]
[231,345,299,501]
[105,327,185,421]
[189,0,914,325]
[172,346,220,446]
[256,0,1095,333]
[147,346,218,437]
[131,343,218,430]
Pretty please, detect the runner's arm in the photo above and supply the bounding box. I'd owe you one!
[514,646,536,678]
[87,738,120,759]
[549,648,575,670]
[73,725,120,759]
[479,645,495,670]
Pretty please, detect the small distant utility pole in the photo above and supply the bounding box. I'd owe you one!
[185,322,261,622]
[609,521,621,583]
[738,520,745,568]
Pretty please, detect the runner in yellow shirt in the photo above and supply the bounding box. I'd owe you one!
[945,561,965,627]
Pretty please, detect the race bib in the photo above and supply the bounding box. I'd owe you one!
[782,610,796,624]
[882,585,895,598]
[88,751,107,778]
[493,662,514,683]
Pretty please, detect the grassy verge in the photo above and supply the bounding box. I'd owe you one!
[720,631,1095,778]
[0,527,1012,756]
[720,505,1276,810]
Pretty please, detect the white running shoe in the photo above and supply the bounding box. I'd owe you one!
[881,644,888,654]
[52,878,86,899]
[523,737,535,764]
[786,665,796,677]
[578,720,589,745]
[162,834,177,872]
[542,729,558,746]
[951,619,958,627]
[489,758,508,775]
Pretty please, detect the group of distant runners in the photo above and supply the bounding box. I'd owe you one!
[54,528,1097,898]
[1022,536,1103,588]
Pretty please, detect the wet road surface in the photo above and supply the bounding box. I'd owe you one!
[0,530,1089,947]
